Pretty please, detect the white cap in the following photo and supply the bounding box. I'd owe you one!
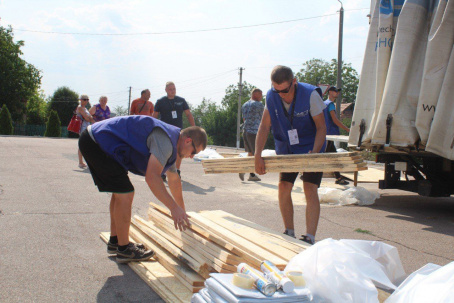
[280,277,295,293]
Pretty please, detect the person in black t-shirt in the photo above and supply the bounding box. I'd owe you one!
[153,81,196,180]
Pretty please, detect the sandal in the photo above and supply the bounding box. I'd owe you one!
[335,178,349,185]
[78,163,87,169]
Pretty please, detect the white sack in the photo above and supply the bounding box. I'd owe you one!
[318,186,380,206]
[285,239,406,303]
[385,262,454,303]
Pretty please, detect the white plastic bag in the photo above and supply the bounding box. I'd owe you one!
[318,186,380,206]
[285,239,406,303]
[193,147,224,161]
[339,187,380,206]
[385,262,454,303]
[318,187,343,204]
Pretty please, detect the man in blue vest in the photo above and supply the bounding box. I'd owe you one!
[323,86,350,185]
[78,116,207,263]
[254,65,327,245]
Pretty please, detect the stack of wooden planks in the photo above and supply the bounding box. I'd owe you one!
[100,202,391,302]
[101,202,309,302]
[202,151,367,174]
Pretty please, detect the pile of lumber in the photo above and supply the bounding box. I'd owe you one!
[101,202,309,302]
[100,202,390,302]
[201,151,368,174]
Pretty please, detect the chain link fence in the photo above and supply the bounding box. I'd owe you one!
[13,123,69,137]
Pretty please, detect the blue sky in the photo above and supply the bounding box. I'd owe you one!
[1,0,372,110]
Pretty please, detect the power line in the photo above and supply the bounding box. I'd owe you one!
[13,11,368,36]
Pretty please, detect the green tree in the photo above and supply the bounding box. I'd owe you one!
[218,82,257,147]
[0,104,14,135]
[112,105,128,117]
[48,86,79,126]
[0,26,42,122]
[26,90,48,125]
[44,110,61,137]
[295,58,359,103]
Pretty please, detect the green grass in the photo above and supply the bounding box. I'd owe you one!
[354,228,374,235]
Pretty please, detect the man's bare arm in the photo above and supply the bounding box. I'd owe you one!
[311,113,327,153]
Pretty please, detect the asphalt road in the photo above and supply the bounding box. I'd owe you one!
[1,136,453,302]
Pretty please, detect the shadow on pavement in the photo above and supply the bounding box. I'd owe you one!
[97,257,163,303]
[182,180,215,195]
[72,169,91,174]
[254,181,303,193]
[367,194,454,236]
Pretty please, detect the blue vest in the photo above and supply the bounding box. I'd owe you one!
[91,116,180,176]
[323,100,340,135]
[266,82,326,155]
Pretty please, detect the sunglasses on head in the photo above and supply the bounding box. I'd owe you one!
[271,80,293,94]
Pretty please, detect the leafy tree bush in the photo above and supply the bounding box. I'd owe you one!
[0,104,14,135]
[26,90,48,125]
[47,86,79,127]
[295,58,359,103]
[0,26,42,122]
[44,110,61,137]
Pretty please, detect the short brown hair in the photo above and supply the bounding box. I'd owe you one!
[181,126,208,150]
[165,81,175,88]
[251,88,262,96]
[271,65,294,84]
[141,89,149,96]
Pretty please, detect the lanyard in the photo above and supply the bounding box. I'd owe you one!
[168,98,176,111]
[280,84,297,129]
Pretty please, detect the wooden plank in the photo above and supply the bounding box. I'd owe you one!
[126,226,206,289]
[201,155,363,166]
[326,135,350,143]
[188,212,288,270]
[135,216,237,273]
[148,204,263,269]
[204,164,368,174]
[149,203,243,256]
[201,158,365,169]
[100,232,200,300]
[130,263,185,303]
[199,211,303,261]
[146,210,243,265]
[131,217,211,277]
[199,210,310,253]
[202,152,360,164]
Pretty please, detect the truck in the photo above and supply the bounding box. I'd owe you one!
[348,0,454,197]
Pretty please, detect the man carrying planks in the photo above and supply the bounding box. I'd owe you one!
[254,65,327,245]
[79,115,207,263]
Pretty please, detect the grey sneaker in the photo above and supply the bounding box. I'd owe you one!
[299,235,315,245]
[239,173,245,181]
[116,243,155,263]
[107,241,146,254]
[248,175,261,181]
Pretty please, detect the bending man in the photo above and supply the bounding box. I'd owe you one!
[79,116,207,262]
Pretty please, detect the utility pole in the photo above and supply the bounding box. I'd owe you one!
[336,0,344,119]
[236,67,244,149]
[128,86,132,115]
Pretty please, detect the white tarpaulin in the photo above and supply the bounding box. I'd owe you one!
[349,0,454,160]
[415,0,454,145]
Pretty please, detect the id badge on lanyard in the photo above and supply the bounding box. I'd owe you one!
[288,129,299,145]
[172,111,177,119]
[284,84,299,145]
